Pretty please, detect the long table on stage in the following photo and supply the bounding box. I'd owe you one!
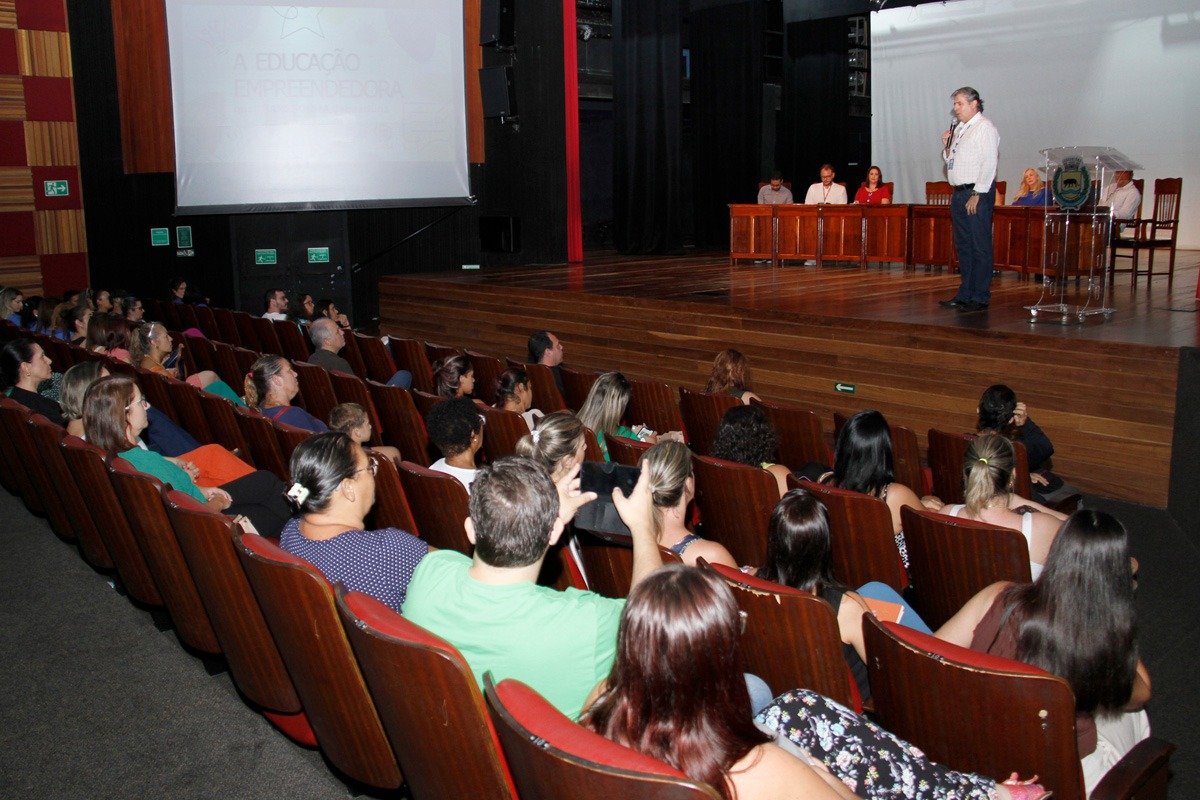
[730,203,1104,276]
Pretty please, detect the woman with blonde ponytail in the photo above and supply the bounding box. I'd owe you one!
[940,433,1065,578]
[642,441,738,568]
[515,410,587,481]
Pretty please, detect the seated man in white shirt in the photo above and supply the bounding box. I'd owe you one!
[803,164,848,205]
[426,397,483,492]
[757,171,793,205]
[1102,170,1142,230]
[262,288,289,321]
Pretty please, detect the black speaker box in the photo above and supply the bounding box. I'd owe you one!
[480,66,517,118]
[480,0,515,48]
[479,216,521,253]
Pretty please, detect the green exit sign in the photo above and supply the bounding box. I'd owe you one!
[307,247,330,264]
[150,227,170,246]
[43,179,69,197]
[255,249,278,265]
[176,226,193,248]
[834,382,856,394]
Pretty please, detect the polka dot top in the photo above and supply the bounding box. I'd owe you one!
[279,517,429,612]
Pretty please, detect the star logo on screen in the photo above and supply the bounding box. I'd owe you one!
[274,6,324,39]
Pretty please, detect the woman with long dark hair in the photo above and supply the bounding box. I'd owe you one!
[937,509,1150,793]
[820,410,942,567]
[1,338,65,426]
[711,404,791,496]
[434,355,476,399]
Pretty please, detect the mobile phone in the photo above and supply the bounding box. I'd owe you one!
[579,461,640,499]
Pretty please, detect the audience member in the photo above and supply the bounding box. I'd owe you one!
[1,338,65,426]
[976,383,1075,504]
[262,288,289,321]
[93,289,113,315]
[937,509,1150,794]
[123,296,144,323]
[1,287,23,325]
[168,277,187,304]
[403,456,658,719]
[939,433,1065,579]
[32,298,57,336]
[434,355,476,400]
[494,367,543,431]
[63,303,91,345]
[131,322,243,405]
[244,354,328,432]
[84,314,131,362]
[328,402,401,465]
[757,170,794,205]
[316,298,351,329]
[515,410,587,481]
[853,165,892,204]
[711,404,791,496]
[644,440,737,568]
[579,372,649,462]
[1010,168,1049,206]
[426,396,483,491]
[279,431,429,611]
[804,164,848,205]
[298,293,316,321]
[703,348,760,404]
[306,318,354,374]
[527,330,565,392]
[1102,170,1142,225]
[60,360,104,438]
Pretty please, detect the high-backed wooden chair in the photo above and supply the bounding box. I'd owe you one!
[233,406,291,479]
[159,300,182,331]
[19,412,82,546]
[337,326,369,379]
[231,345,259,384]
[210,306,240,345]
[900,505,1032,629]
[50,434,113,569]
[925,180,953,205]
[890,422,931,497]
[175,302,199,332]
[387,336,435,393]
[467,350,506,407]
[411,388,445,422]
[426,341,464,365]
[368,454,420,534]
[236,532,403,789]
[326,369,382,446]
[138,369,177,423]
[795,477,908,593]
[702,561,860,712]
[192,304,219,339]
[292,360,338,422]
[522,363,567,413]
[1107,177,1146,273]
[994,180,1007,205]
[107,459,219,653]
[863,616,1175,800]
[194,391,251,458]
[0,398,30,498]
[571,529,682,599]
[162,492,315,744]
[678,387,739,456]
[396,461,473,554]
[368,381,432,466]
[273,318,311,363]
[605,433,652,467]
[752,397,827,468]
[691,454,777,565]
[209,340,245,390]
[164,378,214,444]
[184,332,216,374]
[485,676,721,800]
[560,366,599,412]
[479,405,530,464]
[273,420,314,467]
[231,311,262,353]
[927,428,1031,505]
[355,332,400,384]
[336,589,518,800]
[250,316,283,357]
[626,377,684,437]
[1110,177,1182,286]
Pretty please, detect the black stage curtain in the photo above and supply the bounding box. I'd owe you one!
[782,16,849,185]
[613,0,683,254]
[690,2,764,248]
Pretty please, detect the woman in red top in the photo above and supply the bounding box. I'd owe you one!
[854,165,892,205]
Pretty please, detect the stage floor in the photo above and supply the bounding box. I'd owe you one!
[418,249,1200,350]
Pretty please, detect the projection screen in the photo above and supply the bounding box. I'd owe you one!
[871,0,1200,247]
[165,0,471,214]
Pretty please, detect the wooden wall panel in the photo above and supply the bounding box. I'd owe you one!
[0,0,14,28]
[15,29,71,76]
[378,275,1178,505]
[0,74,24,119]
[34,208,85,253]
[109,0,173,173]
[0,165,33,209]
[23,120,77,165]
[0,255,41,291]
[465,0,483,164]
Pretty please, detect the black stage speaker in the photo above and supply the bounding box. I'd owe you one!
[480,0,515,48]
[480,66,517,118]
[1168,347,1200,540]
[479,216,521,253]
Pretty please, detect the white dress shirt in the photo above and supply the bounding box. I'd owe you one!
[944,112,999,193]
[803,182,848,204]
[1102,181,1142,221]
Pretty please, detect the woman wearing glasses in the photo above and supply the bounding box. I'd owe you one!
[83,374,291,536]
[280,431,430,612]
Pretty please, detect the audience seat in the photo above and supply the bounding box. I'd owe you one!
[191,305,219,340]
[927,428,1031,505]
[16,411,79,545]
[175,303,199,333]
[396,461,473,555]
[751,396,827,468]
[626,377,685,438]
[426,342,464,366]
[604,433,652,467]
[210,306,240,345]
[233,405,291,480]
[337,326,368,378]
[0,398,30,497]
[411,388,445,421]
[678,387,739,456]
[355,332,400,385]
[479,405,530,464]
[560,366,599,412]
[367,454,419,534]
[336,588,519,800]
[387,337,435,394]
[194,391,252,458]
[571,528,682,599]
[250,316,284,357]
[484,676,721,800]
[292,360,338,423]
[467,350,506,407]
[582,426,607,463]
[273,420,314,467]
[209,340,245,390]
[236,532,403,789]
[184,332,216,374]
[273,318,312,364]
[368,381,432,467]
[691,453,776,566]
[521,363,568,413]
[232,311,262,353]
[164,377,215,444]
[863,616,1175,800]
[138,369,178,424]
[900,505,1032,629]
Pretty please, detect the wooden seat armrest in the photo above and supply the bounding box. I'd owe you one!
[1089,736,1175,800]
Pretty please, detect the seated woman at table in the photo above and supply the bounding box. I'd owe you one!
[853,165,892,205]
[645,440,738,568]
[83,374,291,536]
[703,348,761,405]
[1010,168,1049,206]
[244,354,328,432]
[710,404,791,497]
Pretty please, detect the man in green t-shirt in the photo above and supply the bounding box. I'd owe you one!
[402,456,661,719]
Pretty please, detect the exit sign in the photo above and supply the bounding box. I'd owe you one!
[150,227,170,246]
[43,179,69,197]
[255,249,278,265]
[307,247,330,263]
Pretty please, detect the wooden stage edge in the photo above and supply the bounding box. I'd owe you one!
[378,251,1199,507]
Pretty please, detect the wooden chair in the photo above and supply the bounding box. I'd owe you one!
[326,369,382,446]
[411,388,445,422]
[0,398,30,498]
[485,676,721,800]
[192,304,219,340]
[582,426,607,463]
[210,306,240,345]
[387,336,435,393]
[863,616,1175,800]
[924,180,953,205]
[162,492,315,745]
[250,315,283,357]
[338,325,369,378]
[626,377,684,437]
[522,363,567,413]
[1110,178,1182,286]
[368,381,432,467]
[159,300,182,331]
[231,346,259,386]
[994,179,1007,206]
[479,405,530,464]
[164,377,214,444]
[144,298,166,325]
[356,332,400,384]
[368,454,420,534]
[559,366,598,412]
[426,341,464,365]
[175,302,199,332]
[194,391,252,459]
[138,369,177,423]
[796,478,908,593]
[752,397,827,468]
[58,436,161,606]
[232,311,262,353]
[184,332,216,374]
[702,561,860,711]
[1107,177,1146,273]
[605,433,652,467]
[396,461,473,555]
[678,387,738,455]
[273,318,311,363]
[236,532,403,789]
[571,529,682,599]
[209,340,245,390]
[233,406,291,479]
[900,505,1032,629]
[20,412,86,545]
[107,459,219,653]
[927,428,1031,505]
[336,589,518,800]
[273,420,314,467]
[890,422,931,497]
[467,350,506,406]
[691,454,777,566]
[292,360,338,423]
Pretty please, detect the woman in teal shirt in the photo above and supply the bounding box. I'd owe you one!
[577,371,682,461]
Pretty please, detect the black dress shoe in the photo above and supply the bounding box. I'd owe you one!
[957,301,989,312]
[939,298,968,308]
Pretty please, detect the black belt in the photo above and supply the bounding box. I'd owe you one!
[952,183,975,191]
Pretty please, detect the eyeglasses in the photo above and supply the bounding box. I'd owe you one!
[125,396,150,410]
[353,461,378,478]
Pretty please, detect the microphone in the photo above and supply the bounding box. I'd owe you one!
[944,111,959,156]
